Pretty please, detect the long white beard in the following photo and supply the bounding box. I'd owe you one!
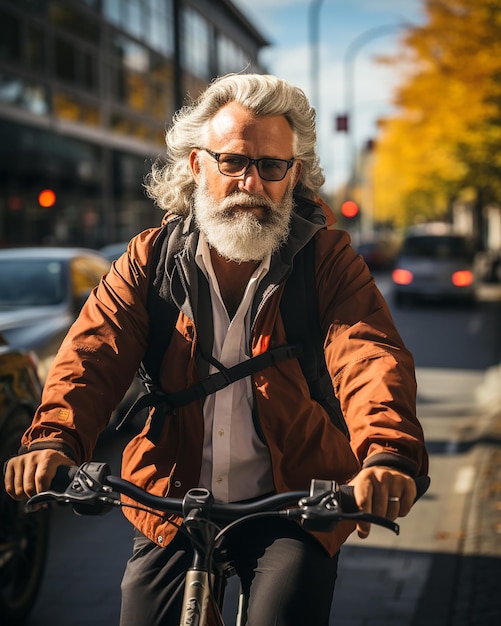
[193,176,294,263]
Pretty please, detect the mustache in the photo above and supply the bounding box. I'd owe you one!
[220,192,275,212]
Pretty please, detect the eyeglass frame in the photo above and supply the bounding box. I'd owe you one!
[200,148,296,182]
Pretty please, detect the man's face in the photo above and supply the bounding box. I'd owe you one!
[190,103,302,262]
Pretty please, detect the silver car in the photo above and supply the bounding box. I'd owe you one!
[0,247,111,381]
[391,232,477,306]
[0,246,146,430]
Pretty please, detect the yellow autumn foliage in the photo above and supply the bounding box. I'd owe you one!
[374,0,501,227]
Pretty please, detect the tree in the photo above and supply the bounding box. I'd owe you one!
[373,0,501,237]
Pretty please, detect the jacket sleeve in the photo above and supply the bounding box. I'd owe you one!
[316,229,428,479]
[19,228,161,463]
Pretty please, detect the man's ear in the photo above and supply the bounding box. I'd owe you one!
[189,150,201,183]
[292,160,303,189]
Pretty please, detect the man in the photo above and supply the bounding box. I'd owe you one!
[5,73,428,625]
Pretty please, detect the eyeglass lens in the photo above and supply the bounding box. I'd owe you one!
[217,154,290,181]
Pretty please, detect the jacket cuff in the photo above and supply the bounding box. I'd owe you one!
[18,441,79,463]
[362,452,418,478]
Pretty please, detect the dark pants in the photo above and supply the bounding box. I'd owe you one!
[120,518,339,626]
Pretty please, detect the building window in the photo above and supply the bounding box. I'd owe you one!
[103,0,121,27]
[49,0,100,44]
[218,33,250,75]
[0,8,47,71]
[110,111,150,140]
[103,0,174,56]
[0,9,22,63]
[111,34,149,72]
[110,65,150,111]
[53,36,78,84]
[25,23,46,71]
[0,73,49,116]
[182,7,211,80]
[150,52,174,120]
[53,91,101,125]
[149,0,174,56]
[52,35,99,92]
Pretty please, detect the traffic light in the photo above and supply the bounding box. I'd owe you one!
[340,200,359,219]
[38,189,57,208]
[335,114,349,132]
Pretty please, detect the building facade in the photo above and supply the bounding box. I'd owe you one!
[0,0,267,248]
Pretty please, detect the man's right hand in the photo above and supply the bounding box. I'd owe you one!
[4,449,76,501]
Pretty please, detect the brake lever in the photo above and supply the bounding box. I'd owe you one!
[291,479,400,534]
[25,489,74,511]
[26,462,119,516]
[294,493,399,534]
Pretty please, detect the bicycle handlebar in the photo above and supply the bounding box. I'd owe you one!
[24,462,413,535]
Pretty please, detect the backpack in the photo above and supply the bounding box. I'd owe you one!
[119,218,348,440]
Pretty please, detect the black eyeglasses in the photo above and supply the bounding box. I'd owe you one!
[201,148,295,182]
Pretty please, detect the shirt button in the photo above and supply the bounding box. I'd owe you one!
[218,429,225,437]
[216,477,223,483]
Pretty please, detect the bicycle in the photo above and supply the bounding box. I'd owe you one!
[25,462,427,626]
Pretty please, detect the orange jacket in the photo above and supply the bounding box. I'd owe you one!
[21,205,428,556]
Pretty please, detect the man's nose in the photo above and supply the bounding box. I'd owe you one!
[238,163,264,193]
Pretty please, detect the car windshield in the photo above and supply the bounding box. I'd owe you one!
[401,236,473,259]
[0,259,66,308]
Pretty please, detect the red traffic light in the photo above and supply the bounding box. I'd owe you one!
[336,114,349,132]
[38,189,56,208]
[340,200,359,219]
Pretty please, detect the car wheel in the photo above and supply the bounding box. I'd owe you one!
[0,413,50,625]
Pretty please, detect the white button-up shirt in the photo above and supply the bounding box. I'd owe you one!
[195,233,274,502]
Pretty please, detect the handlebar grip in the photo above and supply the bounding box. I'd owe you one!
[51,465,79,492]
[2,459,78,492]
[415,475,431,500]
[339,476,430,510]
[338,484,359,513]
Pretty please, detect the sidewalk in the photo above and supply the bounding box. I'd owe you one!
[412,408,501,626]
[449,406,501,625]
[332,359,501,626]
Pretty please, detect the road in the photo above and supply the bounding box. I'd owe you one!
[24,277,501,625]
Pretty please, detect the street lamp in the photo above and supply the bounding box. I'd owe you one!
[309,0,326,115]
[342,23,406,191]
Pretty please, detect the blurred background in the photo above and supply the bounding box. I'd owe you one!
[1,1,501,625]
[1,0,500,266]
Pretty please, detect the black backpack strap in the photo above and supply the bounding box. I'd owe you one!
[280,237,349,438]
[119,343,300,428]
[140,219,181,389]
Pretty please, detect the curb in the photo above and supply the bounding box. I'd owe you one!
[451,414,501,624]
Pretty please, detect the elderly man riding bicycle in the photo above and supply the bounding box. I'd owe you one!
[5,73,428,626]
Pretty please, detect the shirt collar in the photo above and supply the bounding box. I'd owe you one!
[195,231,271,279]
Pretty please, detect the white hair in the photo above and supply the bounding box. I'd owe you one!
[144,73,325,215]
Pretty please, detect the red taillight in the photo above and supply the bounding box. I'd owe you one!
[452,270,474,287]
[392,268,413,285]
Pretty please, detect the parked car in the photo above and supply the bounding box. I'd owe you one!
[391,231,477,305]
[356,239,396,271]
[0,331,46,625]
[0,246,147,432]
[0,247,112,382]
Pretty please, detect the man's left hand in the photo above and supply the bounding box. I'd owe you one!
[348,467,417,538]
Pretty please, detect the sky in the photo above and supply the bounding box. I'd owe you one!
[232,0,426,193]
